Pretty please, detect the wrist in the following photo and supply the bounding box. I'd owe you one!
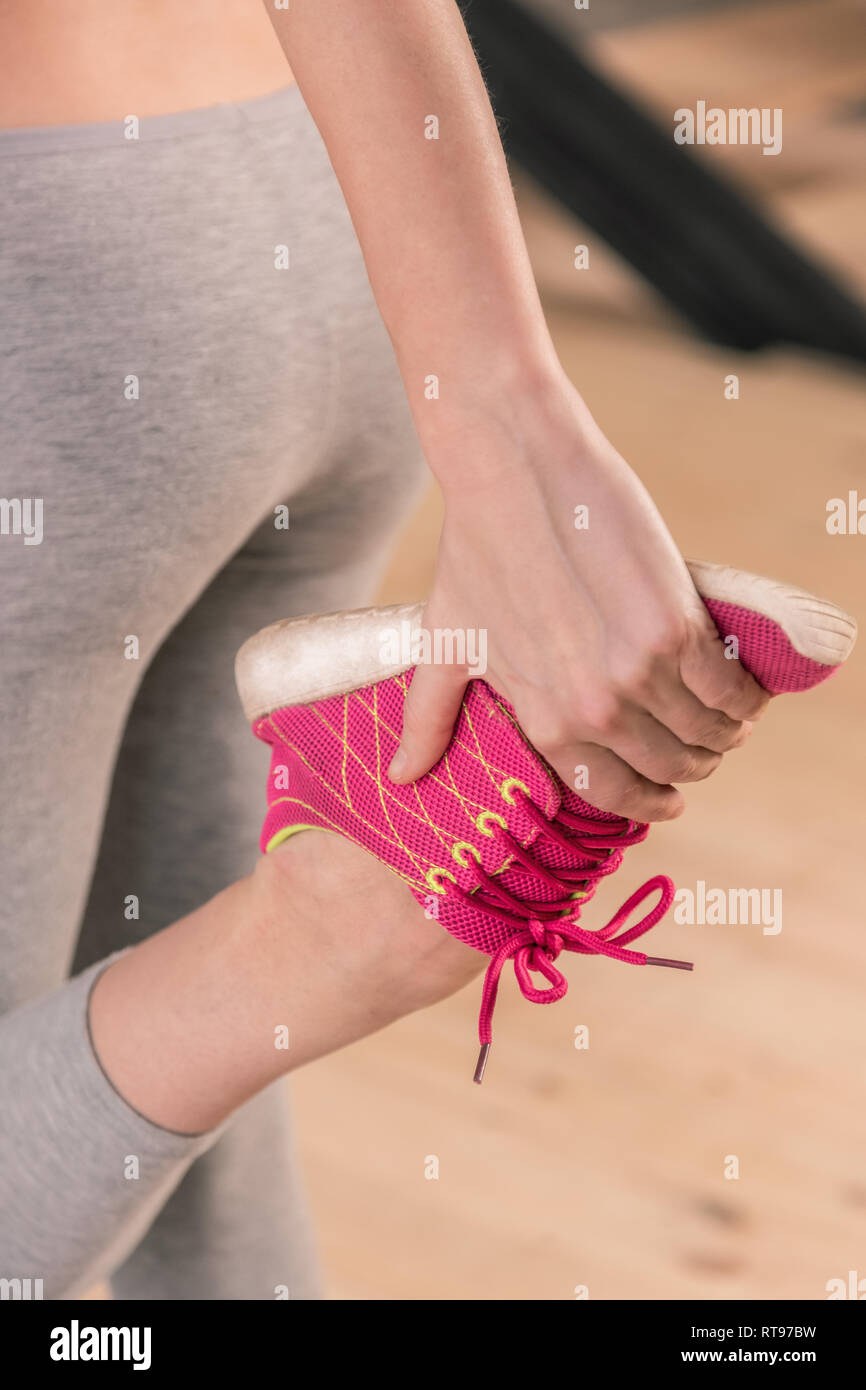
[417,357,598,498]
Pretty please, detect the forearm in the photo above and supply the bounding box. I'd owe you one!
[265,0,567,472]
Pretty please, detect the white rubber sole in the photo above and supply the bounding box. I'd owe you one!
[235,560,857,723]
[685,559,857,667]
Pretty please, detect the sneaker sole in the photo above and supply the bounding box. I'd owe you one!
[235,561,857,722]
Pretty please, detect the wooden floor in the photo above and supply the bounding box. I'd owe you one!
[288,0,866,1300]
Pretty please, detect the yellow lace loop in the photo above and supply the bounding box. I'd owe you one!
[425,865,457,895]
[499,777,530,806]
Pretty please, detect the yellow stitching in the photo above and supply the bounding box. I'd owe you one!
[370,683,426,878]
[358,685,515,796]
[353,690,492,819]
[488,694,560,819]
[437,743,481,829]
[304,692,518,882]
[461,700,510,792]
[263,719,442,875]
[264,712,515,880]
[341,693,352,810]
[262,680,547,884]
[308,697,489,836]
[408,777,454,853]
[385,676,465,851]
[269,705,510,872]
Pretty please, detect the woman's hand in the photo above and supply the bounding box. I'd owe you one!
[265,2,767,821]
[389,370,769,822]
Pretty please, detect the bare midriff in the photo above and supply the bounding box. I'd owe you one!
[0,0,293,129]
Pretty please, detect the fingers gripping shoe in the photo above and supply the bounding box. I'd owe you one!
[235,562,855,1081]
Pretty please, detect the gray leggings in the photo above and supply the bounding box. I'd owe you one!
[0,85,427,1298]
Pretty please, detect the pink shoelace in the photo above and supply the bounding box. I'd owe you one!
[443,791,691,1082]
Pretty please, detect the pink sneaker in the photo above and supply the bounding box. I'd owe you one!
[685,560,856,694]
[235,562,855,1081]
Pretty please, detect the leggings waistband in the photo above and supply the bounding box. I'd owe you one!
[0,84,303,158]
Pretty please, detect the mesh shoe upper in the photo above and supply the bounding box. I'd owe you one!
[702,597,842,693]
[255,670,683,1075]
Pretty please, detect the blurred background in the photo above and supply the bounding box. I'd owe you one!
[288,0,866,1300]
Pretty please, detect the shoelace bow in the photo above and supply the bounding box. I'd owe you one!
[443,791,691,1082]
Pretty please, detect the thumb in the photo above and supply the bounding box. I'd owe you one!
[388,660,468,783]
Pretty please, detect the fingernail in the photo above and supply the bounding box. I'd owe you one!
[388,749,407,781]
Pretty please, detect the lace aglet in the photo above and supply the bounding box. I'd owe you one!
[646,955,694,971]
[473,1042,491,1084]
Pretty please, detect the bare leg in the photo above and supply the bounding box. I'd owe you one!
[89,832,482,1134]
